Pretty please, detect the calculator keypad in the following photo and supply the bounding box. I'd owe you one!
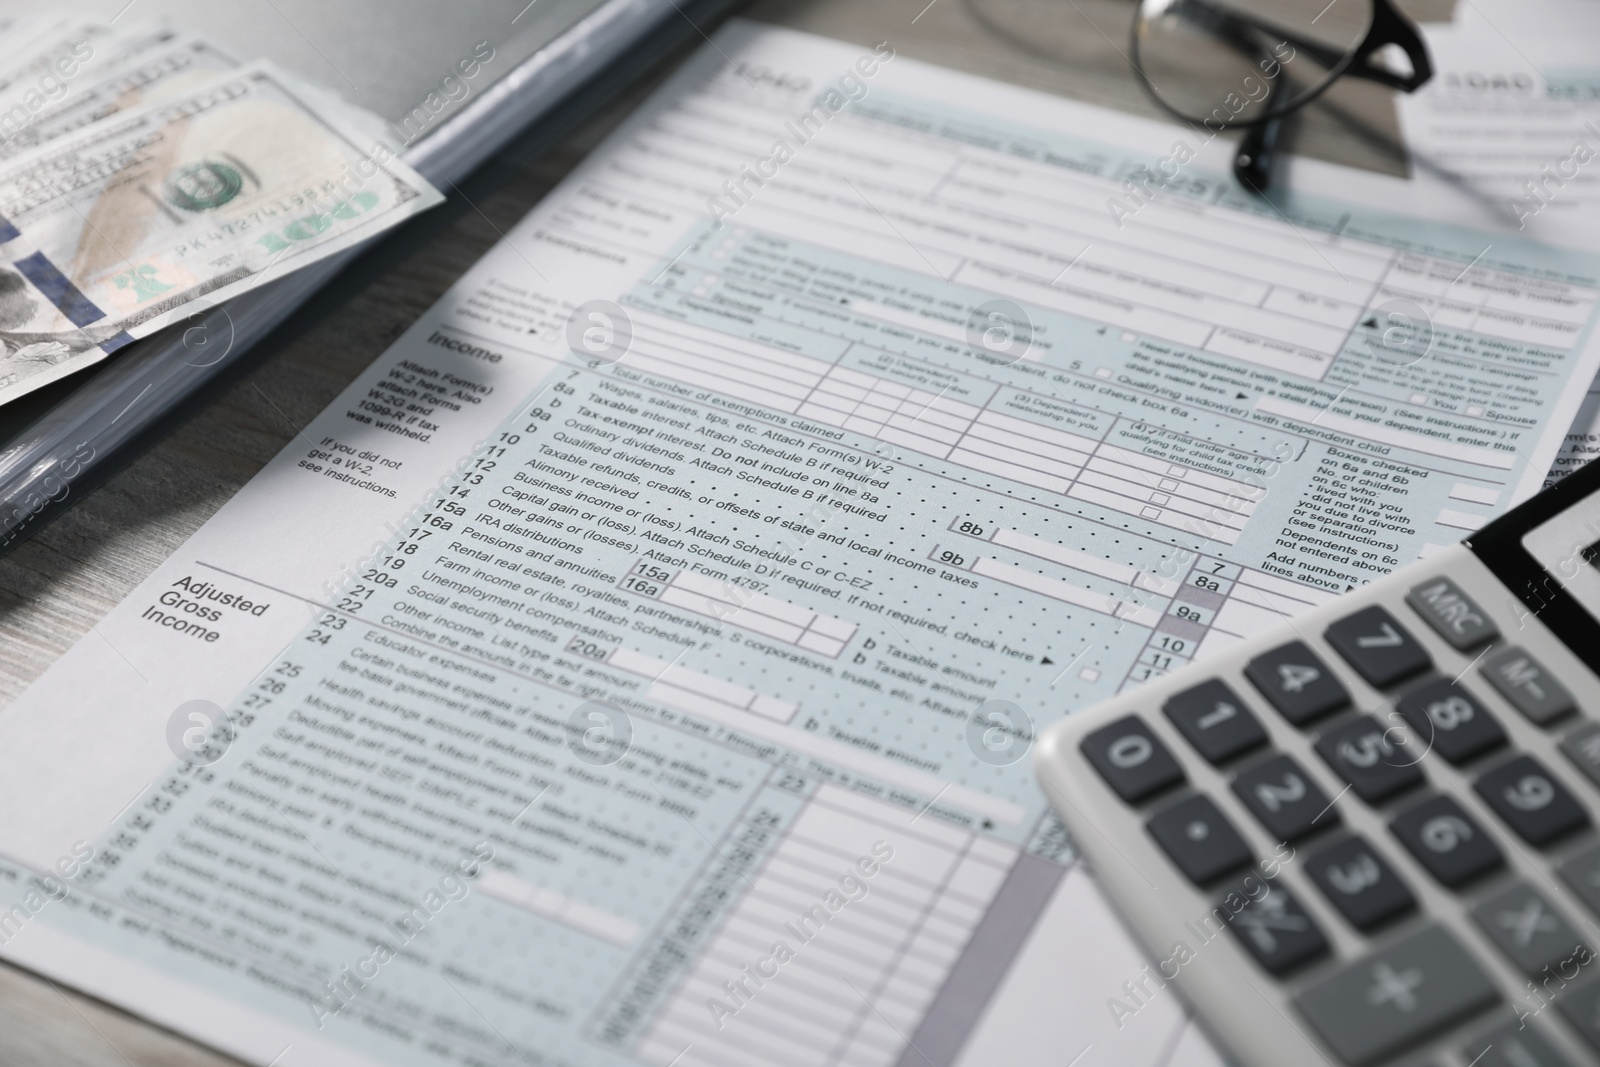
[1162,679,1267,764]
[1314,715,1424,803]
[1046,552,1600,1067]
[1244,641,1349,724]
[1080,715,1183,803]
[1146,794,1253,885]
[1473,754,1588,846]
[1232,753,1338,841]
[1395,679,1506,765]
[1390,794,1502,887]
[1324,606,1432,689]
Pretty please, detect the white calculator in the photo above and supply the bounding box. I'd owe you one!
[1036,459,1600,1067]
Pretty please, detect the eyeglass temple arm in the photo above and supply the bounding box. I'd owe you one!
[1207,0,1431,94]
[1345,0,1433,93]
[1234,84,1284,191]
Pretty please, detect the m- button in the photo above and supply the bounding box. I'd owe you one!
[1405,577,1498,650]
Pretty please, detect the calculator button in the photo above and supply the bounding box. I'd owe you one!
[1244,641,1349,725]
[1482,646,1577,725]
[1146,794,1253,885]
[1293,925,1497,1066]
[1557,979,1600,1054]
[1560,723,1600,789]
[1405,577,1498,650]
[1463,1019,1575,1067]
[1395,679,1506,765]
[1559,844,1600,918]
[1232,753,1338,841]
[1080,715,1183,803]
[1314,715,1424,803]
[1324,606,1431,689]
[1218,876,1327,976]
[1390,794,1502,887]
[1304,834,1415,931]
[1470,881,1589,978]
[1474,755,1588,846]
[1162,679,1267,764]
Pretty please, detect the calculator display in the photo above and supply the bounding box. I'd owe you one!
[1515,482,1600,649]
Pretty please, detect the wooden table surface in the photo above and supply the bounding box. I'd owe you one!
[0,0,1437,1062]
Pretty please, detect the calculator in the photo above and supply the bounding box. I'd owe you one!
[1036,457,1600,1067]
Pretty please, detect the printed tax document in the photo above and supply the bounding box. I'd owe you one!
[3,19,1600,1067]
[1395,0,1600,487]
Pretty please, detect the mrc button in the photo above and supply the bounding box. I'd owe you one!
[1406,577,1498,650]
[1081,715,1184,803]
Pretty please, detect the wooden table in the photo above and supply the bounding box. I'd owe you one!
[0,0,1437,1061]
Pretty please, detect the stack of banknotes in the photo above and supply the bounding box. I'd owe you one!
[0,19,443,405]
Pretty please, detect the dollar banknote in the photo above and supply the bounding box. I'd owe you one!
[0,29,240,163]
[0,58,442,404]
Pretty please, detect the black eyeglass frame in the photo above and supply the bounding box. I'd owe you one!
[1128,0,1433,190]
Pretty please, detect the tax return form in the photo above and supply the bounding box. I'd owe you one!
[3,19,1600,1067]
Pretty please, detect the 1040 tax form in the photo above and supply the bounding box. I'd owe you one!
[3,21,1599,1067]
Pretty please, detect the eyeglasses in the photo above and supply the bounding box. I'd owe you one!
[1129,0,1433,191]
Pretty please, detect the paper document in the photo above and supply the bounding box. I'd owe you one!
[1398,0,1600,488]
[2,20,1599,1067]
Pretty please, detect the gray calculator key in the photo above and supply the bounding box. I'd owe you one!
[1560,723,1600,790]
[1391,794,1502,887]
[1470,882,1589,978]
[1244,640,1349,725]
[1162,679,1267,764]
[1304,834,1415,931]
[1483,646,1577,725]
[1080,715,1184,803]
[1325,605,1431,689]
[1219,876,1327,975]
[1294,925,1497,1066]
[1233,753,1339,842]
[1463,1019,1575,1067]
[1558,844,1600,917]
[1475,754,1588,846]
[1406,576,1499,650]
[1396,678,1505,765]
[1147,794,1252,885]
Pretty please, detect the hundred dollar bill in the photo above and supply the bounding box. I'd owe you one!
[0,32,240,163]
[0,59,443,404]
